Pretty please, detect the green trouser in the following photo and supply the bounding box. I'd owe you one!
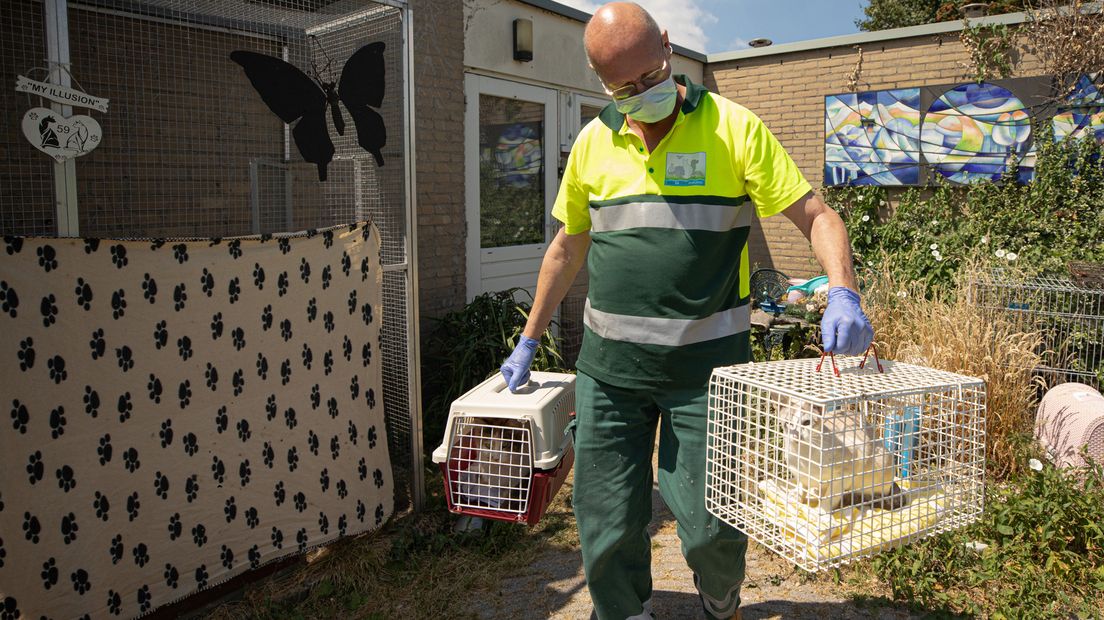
[572,371,748,620]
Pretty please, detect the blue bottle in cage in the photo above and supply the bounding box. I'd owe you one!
[884,405,920,478]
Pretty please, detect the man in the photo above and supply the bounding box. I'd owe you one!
[499,3,874,619]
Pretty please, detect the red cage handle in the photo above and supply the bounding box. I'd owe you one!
[816,343,883,376]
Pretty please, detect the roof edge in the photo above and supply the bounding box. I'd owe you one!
[706,10,1030,63]
[515,0,708,62]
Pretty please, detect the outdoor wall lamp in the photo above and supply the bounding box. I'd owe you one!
[513,18,534,62]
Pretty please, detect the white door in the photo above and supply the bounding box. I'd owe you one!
[465,75,559,302]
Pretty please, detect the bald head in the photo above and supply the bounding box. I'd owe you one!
[584,2,665,72]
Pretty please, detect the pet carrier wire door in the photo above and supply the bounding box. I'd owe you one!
[0,0,424,509]
[432,371,575,525]
[706,354,986,572]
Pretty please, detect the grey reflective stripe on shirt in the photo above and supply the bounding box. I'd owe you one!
[584,299,750,346]
[589,200,753,233]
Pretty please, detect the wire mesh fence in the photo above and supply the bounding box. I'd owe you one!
[0,0,419,508]
[969,271,1104,388]
[706,356,986,572]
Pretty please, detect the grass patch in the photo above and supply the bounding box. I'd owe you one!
[204,465,578,619]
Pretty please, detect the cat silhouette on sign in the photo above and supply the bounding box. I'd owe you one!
[231,38,386,181]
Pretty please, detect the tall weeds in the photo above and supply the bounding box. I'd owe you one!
[863,260,1044,478]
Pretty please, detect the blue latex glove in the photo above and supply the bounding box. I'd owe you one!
[501,335,539,392]
[821,287,874,355]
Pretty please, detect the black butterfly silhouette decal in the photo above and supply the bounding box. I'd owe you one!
[231,39,386,181]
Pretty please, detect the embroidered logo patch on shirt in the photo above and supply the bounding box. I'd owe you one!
[665,152,706,186]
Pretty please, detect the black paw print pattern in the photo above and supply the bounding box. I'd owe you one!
[201,268,215,297]
[17,337,35,371]
[84,386,100,417]
[0,281,20,318]
[75,277,92,310]
[115,345,134,372]
[42,557,59,589]
[159,419,173,447]
[164,563,180,589]
[232,368,246,396]
[137,584,152,613]
[126,492,140,521]
[26,450,44,484]
[109,535,124,564]
[49,405,67,438]
[277,271,289,297]
[182,432,199,457]
[61,512,79,544]
[94,491,111,521]
[192,523,207,547]
[245,507,259,529]
[172,284,187,313]
[1,228,392,613]
[154,471,170,500]
[11,400,29,435]
[90,328,106,360]
[41,293,58,327]
[110,244,127,268]
[48,354,68,383]
[70,568,91,595]
[168,514,182,541]
[142,273,158,304]
[110,288,126,320]
[36,245,58,272]
[132,542,149,567]
[185,474,199,502]
[98,434,113,465]
[117,392,133,422]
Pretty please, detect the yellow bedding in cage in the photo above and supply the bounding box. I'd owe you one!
[757,479,949,563]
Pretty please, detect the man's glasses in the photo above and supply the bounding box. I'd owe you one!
[601,58,670,100]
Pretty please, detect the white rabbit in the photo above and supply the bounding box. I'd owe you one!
[780,396,905,511]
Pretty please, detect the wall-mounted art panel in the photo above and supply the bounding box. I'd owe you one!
[921,82,1035,184]
[1053,73,1104,144]
[825,89,921,186]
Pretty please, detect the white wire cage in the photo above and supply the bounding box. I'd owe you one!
[432,371,575,525]
[706,354,986,572]
[969,272,1104,388]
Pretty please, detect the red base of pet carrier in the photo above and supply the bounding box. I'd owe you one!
[439,444,575,526]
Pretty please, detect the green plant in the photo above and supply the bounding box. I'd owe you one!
[824,129,1104,294]
[960,20,1017,82]
[421,288,565,450]
[869,450,1104,618]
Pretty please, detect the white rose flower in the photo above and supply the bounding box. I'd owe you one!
[1006,252,1018,261]
[930,243,939,250]
[995,249,1007,258]
[862,214,871,222]
[1029,458,1043,471]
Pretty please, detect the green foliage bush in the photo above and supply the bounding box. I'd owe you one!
[420,289,564,450]
[824,132,1104,293]
[871,448,1104,618]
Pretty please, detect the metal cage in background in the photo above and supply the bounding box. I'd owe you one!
[969,272,1104,388]
[706,355,986,572]
[0,0,424,509]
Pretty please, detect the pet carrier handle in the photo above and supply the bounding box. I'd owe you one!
[816,343,883,376]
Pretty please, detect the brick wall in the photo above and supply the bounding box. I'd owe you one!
[410,0,466,335]
[705,28,1044,278]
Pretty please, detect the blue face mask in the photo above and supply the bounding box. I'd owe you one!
[613,75,678,123]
